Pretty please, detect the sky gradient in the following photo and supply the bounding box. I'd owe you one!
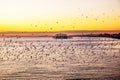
[0,0,120,32]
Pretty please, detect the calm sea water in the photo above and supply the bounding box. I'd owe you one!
[0,37,120,80]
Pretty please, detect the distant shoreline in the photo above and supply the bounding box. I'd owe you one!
[0,30,119,37]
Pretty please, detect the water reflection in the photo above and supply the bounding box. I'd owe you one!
[0,37,120,80]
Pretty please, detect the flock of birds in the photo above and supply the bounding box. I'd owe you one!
[29,11,120,31]
[0,37,120,80]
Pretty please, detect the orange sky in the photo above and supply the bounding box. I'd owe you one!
[0,0,120,32]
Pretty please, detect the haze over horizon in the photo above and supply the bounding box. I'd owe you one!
[0,0,120,32]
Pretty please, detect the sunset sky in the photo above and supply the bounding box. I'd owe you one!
[0,0,120,32]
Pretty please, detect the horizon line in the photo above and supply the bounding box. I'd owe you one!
[0,30,120,33]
